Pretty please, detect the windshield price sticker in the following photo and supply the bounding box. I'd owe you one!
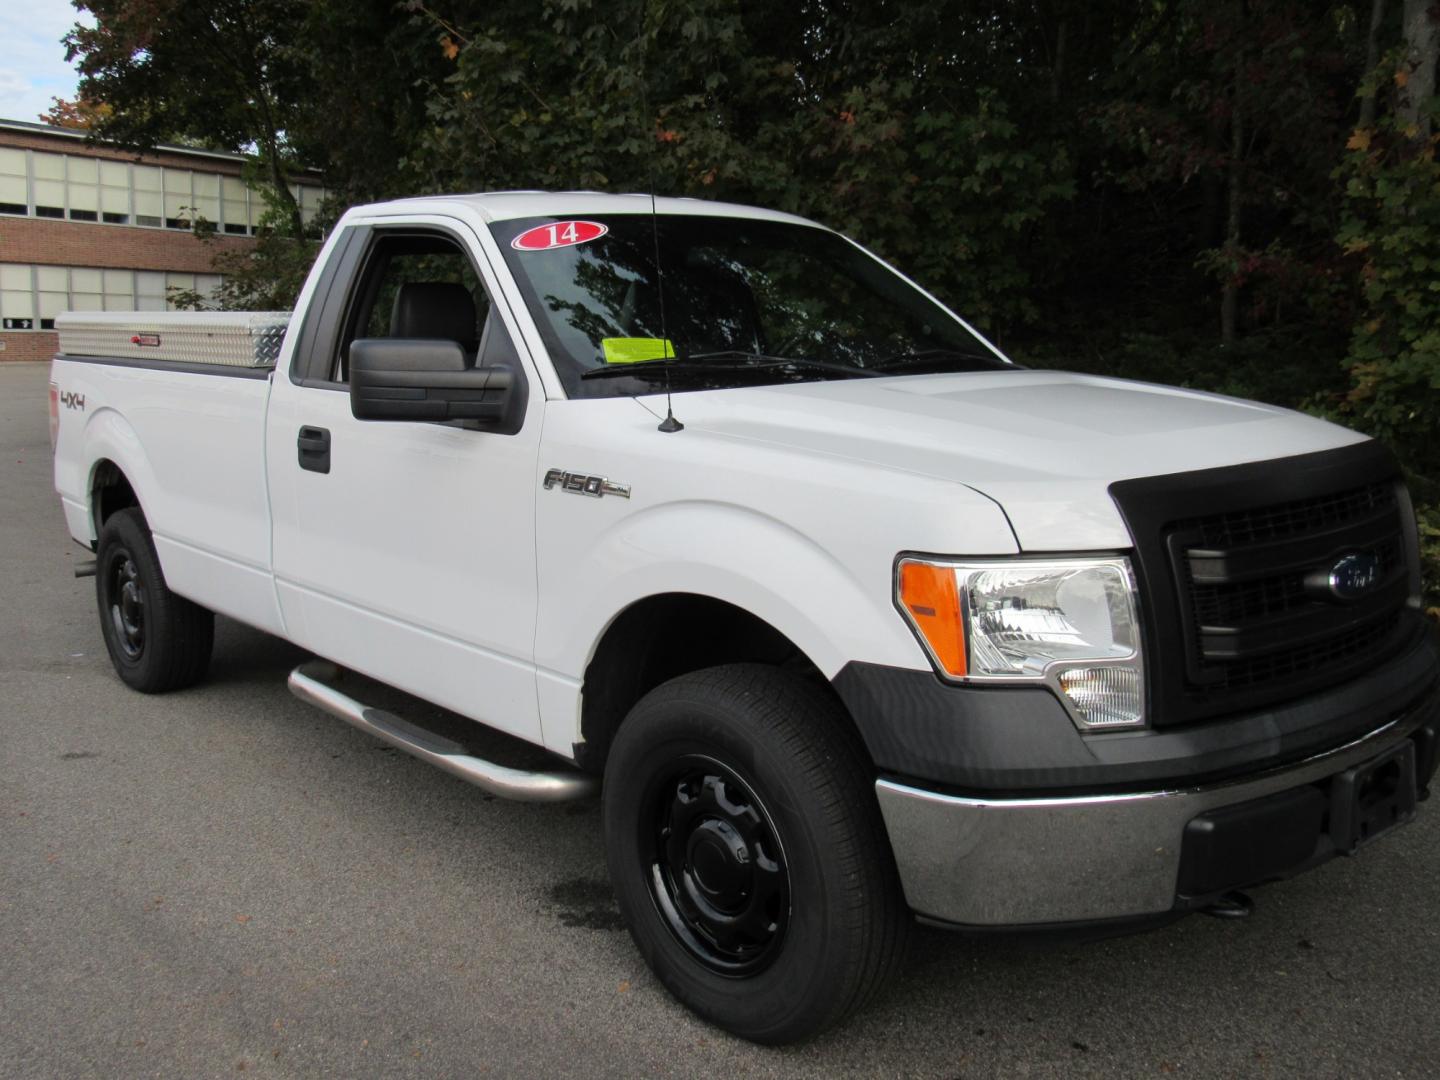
[511,220,608,251]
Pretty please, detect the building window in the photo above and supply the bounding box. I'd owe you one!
[299,183,324,225]
[165,271,195,304]
[67,156,99,221]
[193,171,220,227]
[193,273,223,307]
[249,183,265,233]
[136,271,166,312]
[37,266,68,329]
[0,147,27,215]
[163,167,192,229]
[222,175,248,234]
[70,268,103,312]
[100,160,130,225]
[1,265,36,329]
[103,269,134,312]
[133,164,162,228]
[32,151,66,217]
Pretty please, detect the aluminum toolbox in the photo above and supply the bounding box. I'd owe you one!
[55,311,290,369]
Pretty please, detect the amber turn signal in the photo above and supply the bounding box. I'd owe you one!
[897,560,967,677]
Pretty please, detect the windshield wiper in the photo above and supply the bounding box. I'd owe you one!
[580,350,881,381]
[868,347,1001,372]
[580,357,743,381]
[689,350,883,378]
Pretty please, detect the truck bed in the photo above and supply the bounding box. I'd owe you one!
[51,311,293,637]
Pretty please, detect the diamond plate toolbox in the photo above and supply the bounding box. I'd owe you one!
[56,311,291,369]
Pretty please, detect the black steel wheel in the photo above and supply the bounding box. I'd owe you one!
[105,549,146,661]
[95,507,214,693]
[645,754,790,976]
[604,663,908,1044]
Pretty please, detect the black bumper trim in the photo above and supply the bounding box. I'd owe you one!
[834,628,1440,795]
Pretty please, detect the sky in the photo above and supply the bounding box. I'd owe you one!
[0,1,91,125]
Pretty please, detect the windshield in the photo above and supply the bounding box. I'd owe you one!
[491,214,1009,398]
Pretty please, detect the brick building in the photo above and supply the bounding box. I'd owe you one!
[0,118,323,362]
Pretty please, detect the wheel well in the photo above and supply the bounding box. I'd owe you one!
[576,593,860,773]
[91,460,139,537]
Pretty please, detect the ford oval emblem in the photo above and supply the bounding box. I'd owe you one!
[1329,552,1382,600]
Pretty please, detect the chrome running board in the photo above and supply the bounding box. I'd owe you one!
[287,660,598,803]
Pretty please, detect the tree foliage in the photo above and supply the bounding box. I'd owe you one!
[1332,50,1440,500]
[39,96,112,128]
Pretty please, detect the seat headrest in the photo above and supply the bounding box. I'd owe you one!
[390,282,477,346]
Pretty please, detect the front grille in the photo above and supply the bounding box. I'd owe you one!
[1196,612,1404,693]
[1185,480,1395,549]
[1188,573,1307,627]
[1186,532,1404,629]
[1109,442,1418,727]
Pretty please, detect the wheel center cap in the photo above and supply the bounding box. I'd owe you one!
[687,819,750,905]
[121,582,141,624]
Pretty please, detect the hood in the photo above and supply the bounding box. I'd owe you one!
[673,369,1369,550]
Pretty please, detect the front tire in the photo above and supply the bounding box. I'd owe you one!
[603,664,908,1044]
[95,507,213,693]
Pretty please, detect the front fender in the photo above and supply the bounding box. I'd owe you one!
[537,499,933,683]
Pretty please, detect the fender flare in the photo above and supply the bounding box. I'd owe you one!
[80,407,164,540]
[539,499,930,684]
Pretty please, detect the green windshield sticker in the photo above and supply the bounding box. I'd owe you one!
[601,337,676,365]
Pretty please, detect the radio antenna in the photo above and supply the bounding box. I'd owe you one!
[639,1,682,433]
[650,193,682,433]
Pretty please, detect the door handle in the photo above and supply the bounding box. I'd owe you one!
[297,425,331,474]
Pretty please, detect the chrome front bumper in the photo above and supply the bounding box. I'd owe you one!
[876,712,1432,927]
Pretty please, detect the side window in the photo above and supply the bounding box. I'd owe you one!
[335,231,496,382]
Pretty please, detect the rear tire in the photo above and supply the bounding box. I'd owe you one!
[603,663,908,1044]
[95,507,213,693]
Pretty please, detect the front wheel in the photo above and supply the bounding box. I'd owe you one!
[96,507,213,693]
[603,664,908,1043]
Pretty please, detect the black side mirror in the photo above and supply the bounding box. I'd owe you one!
[349,339,525,434]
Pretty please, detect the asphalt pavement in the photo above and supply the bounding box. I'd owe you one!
[2,360,1437,1078]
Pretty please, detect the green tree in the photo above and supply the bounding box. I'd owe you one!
[1333,2,1440,502]
[65,0,316,235]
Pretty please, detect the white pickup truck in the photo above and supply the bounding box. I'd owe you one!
[50,192,1439,1043]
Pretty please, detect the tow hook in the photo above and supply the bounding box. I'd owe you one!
[1201,891,1254,920]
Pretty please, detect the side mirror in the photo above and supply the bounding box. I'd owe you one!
[349,339,525,434]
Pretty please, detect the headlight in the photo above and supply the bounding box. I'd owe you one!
[896,557,1145,729]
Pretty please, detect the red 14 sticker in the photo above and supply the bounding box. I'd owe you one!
[511,220,608,251]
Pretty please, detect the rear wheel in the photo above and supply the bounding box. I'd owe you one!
[95,507,213,693]
[603,663,908,1044]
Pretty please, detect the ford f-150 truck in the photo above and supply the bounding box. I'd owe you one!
[50,192,1439,1043]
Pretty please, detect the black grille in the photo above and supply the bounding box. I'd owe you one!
[1185,535,1405,632]
[1195,612,1404,693]
[1109,442,1419,727]
[1185,480,1395,549]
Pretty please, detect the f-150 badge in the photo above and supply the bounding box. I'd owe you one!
[543,469,630,499]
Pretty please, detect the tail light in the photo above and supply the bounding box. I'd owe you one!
[48,381,59,450]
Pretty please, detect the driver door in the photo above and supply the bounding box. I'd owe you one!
[265,219,545,743]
